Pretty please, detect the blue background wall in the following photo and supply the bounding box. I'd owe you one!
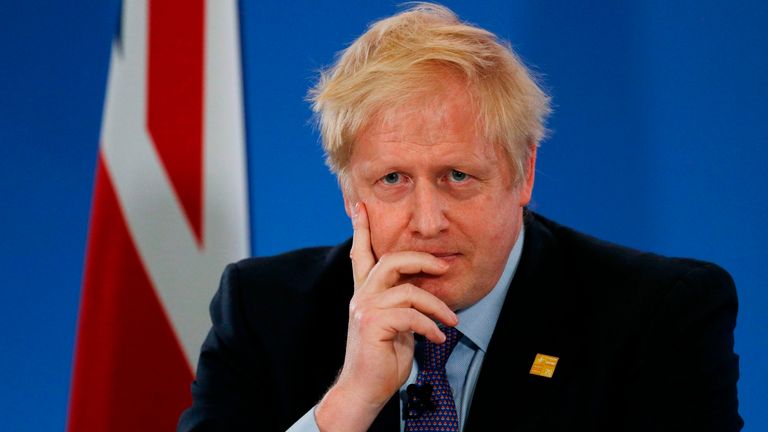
[1,1,765,430]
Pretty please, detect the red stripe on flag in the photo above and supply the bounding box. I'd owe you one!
[147,0,205,245]
[68,156,193,432]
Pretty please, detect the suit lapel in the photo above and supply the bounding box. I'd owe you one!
[369,394,400,431]
[464,214,575,431]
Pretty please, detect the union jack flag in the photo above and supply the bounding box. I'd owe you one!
[68,1,250,430]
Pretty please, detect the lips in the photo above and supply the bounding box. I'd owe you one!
[390,248,462,262]
[431,252,460,263]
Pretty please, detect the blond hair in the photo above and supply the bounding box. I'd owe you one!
[308,2,551,185]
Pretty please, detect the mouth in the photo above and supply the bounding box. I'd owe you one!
[427,251,461,262]
[431,252,461,263]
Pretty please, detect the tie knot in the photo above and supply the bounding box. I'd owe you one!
[422,326,461,371]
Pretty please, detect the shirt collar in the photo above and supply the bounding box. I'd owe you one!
[455,225,525,352]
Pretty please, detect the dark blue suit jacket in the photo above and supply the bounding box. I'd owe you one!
[178,212,742,431]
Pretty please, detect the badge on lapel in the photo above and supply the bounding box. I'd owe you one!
[529,353,559,378]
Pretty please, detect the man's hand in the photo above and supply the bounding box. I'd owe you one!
[315,202,458,431]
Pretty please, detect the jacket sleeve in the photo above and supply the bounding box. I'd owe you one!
[177,263,278,431]
[625,263,743,431]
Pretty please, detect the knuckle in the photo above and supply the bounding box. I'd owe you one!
[403,283,431,304]
[357,309,378,328]
[350,249,362,262]
[402,283,416,298]
[349,300,376,326]
[348,298,363,316]
[406,308,422,325]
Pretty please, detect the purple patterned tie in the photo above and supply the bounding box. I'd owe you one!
[405,326,461,432]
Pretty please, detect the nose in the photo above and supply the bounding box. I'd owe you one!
[408,181,449,238]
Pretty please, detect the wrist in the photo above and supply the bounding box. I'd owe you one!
[315,382,385,432]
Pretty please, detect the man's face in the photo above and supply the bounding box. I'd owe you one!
[343,81,535,311]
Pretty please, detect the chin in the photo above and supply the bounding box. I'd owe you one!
[405,274,466,311]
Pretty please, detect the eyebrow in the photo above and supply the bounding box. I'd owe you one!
[359,156,492,178]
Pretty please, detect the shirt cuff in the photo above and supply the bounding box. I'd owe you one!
[285,405,321,432]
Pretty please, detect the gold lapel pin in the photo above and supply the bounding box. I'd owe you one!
[529,353,559,378]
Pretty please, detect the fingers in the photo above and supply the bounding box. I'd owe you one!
[366,308,448,344]
[366,252,450,293]
[369,283,458,327]
[349,283,458,347]
[350,202,375,287]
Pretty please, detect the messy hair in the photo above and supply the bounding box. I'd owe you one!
[308,2,551,185]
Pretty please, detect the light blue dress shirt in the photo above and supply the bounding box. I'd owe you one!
[289,228,524,432]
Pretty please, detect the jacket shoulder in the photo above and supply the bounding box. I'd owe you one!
[520,213,742,430]
[531,212,735,294]
[182,240,354,430]
[207,239,353,356]
[228,240,351,297]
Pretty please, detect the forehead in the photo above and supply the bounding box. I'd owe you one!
[368,77,477,136]
[351,86,501,169]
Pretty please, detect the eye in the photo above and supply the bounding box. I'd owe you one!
[381,172,401,185]
[449,169,469,182]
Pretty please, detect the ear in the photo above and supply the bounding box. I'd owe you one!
[518,143,537,206]
[343,192,354,219]
[341,177,358,219]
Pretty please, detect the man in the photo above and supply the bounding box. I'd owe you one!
[179,4,741,431]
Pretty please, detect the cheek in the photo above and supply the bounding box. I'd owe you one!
[466,197,519,241]
[364,201,409,257]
